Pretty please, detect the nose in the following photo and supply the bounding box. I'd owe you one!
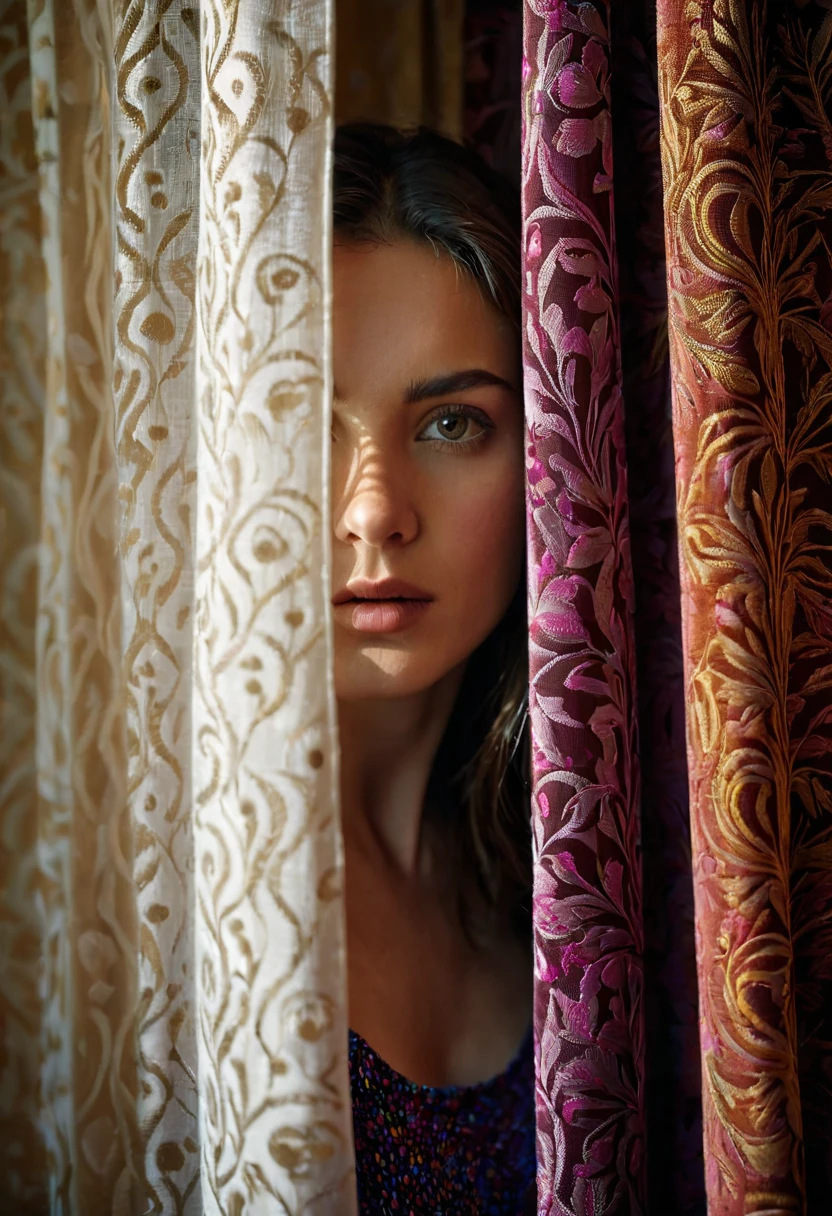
[334,454,419,549]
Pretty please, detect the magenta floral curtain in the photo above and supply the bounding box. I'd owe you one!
[521,0,832,1212]
[523,0,646,1207]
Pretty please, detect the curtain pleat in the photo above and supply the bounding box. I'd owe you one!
[113,0,200,1208]
[463,1,523,185]
[194,1,354,1211]
[522,0,832,1212]
[657,2,832,1210]
[611,4,703,1211]
[26,1,132,1208]
[521,3,646,1211]
[334,0,465,136]
[0,0,49,1206]
[0,1,353,1212]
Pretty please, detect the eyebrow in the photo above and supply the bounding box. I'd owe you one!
[331,368,519,405]
[402,369,518,404]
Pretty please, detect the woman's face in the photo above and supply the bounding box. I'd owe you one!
[332,239,524,702]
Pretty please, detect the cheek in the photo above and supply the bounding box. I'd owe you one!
[437,466,525,614]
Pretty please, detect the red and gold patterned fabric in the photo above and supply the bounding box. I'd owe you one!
[523,1,832,1211]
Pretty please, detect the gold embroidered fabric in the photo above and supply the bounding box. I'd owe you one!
[658,2,832,1208]
[0,1,354,1212]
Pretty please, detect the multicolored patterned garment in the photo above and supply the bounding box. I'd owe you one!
[349,1027,537,1214]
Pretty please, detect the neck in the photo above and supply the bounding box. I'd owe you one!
[337,666,465,876]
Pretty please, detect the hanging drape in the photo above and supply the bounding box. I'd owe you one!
[0,1,354,1212]
[523,2,832,1214]
[2,0,832,1214]
[335,0,465,138]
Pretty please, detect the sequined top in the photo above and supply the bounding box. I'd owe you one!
[349,1026,537,1214]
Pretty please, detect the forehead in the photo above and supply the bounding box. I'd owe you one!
[332,241,517,405]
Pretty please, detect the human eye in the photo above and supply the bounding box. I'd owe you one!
[416,405,493,449]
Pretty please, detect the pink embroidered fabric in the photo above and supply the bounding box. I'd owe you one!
[521,2,646,1210]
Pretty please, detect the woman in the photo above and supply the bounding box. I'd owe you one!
[332,123,536,1214]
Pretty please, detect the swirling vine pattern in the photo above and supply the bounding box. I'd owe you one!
[4,1,135,1209]
[114,2,202,1210]
[521,3,645,1211]
[658,1,832,1210]
[0,1,354,1212]
[0,2,50,1206]
[194,2,354,1212]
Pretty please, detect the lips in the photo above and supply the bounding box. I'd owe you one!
[332,578,434,634]
[332,578,433,605]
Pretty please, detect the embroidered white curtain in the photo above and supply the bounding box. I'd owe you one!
[0,1,354,1211]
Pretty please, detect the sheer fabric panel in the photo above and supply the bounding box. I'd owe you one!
[195,2,353,1211]
[0,1,353,1212]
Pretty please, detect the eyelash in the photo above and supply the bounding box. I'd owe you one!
[416,404,494,451]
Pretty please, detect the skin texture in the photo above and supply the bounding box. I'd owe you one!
[332,239,531,1087]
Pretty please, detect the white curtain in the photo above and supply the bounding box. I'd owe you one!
[0,1,354,1211]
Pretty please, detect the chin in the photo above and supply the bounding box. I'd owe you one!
[334,645,459,702]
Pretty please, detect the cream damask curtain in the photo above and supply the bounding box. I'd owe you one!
[0,1,354,1212]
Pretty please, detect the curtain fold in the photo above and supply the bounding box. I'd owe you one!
[0,2,354,1212]
[334,0,465,137]
[113,1,200,1206]
[195,2,353,1211]
[521,3,646,1211]
[0,1,50,1205]
[657,3,832,1209]
[523,1,832,1212]
[611,4,702,1210]
[463,0,523,184]
[24,2,131,1207]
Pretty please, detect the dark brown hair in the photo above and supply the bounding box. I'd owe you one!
[333,123,530,939]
